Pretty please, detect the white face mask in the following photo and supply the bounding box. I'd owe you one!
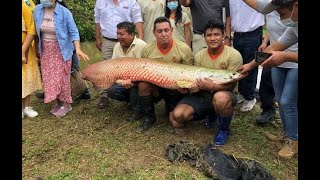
[281,4,297,27]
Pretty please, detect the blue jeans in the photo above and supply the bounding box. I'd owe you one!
[71,50,80,74]
[107,84,143,113]
[233,27,262,100]
[271,67,298,141]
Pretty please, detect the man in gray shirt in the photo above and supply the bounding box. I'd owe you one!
[179,0,232,54]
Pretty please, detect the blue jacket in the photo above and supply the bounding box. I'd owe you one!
[33,3,80,61]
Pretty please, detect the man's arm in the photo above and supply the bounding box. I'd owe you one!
[179,0,191,7]
[224,16,232,46]
[95,23,102,51]
[135,22,144,40]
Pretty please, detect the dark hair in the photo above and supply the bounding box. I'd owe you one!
[203,19,225,36]
[117,22,135,34]
[272,0,296,10]
[164,0,182,26]
[153,16,172,31]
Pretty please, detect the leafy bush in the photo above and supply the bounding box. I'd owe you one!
[65,0,96,42]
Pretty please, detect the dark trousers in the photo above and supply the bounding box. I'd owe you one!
[259,66,275,111]
[107,84,143,113]
[233,26,263,101]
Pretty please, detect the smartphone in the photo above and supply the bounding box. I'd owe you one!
[255,51,272,63]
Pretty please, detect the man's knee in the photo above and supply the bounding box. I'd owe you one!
[213,91,234,115]
[171,104,193,122]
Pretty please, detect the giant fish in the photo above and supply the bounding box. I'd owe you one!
[82,57,240,90]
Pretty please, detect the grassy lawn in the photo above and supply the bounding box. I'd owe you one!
[22,41,298,180]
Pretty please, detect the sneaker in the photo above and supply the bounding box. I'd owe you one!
[23,107,39,118]
[256,109,276,124]
[214,128,230,146]
[97,97,108,109]
[52,105,72,117]
[50,103,62,114]
[278,139,298,159]
[236,94,244,104]
[240,98,257,112]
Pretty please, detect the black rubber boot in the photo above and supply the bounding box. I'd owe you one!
[136,95,157,133]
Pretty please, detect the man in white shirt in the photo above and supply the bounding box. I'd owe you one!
[94,0,144,109]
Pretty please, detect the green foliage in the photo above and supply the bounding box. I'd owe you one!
[65,0,96,42]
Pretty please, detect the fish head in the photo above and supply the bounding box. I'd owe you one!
[206,70,241,84]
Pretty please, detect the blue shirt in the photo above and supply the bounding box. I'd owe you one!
[33,3,80,61]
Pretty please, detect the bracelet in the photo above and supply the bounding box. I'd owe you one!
[225,35,233,40]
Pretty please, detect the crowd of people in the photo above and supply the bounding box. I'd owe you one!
[22,0,298,160]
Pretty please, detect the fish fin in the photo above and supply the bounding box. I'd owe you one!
[176,80,192,88]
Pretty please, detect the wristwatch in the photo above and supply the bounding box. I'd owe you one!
[225,35,233,40]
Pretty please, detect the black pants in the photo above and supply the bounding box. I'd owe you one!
[259,66,275,111]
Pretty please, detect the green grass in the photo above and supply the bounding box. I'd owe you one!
[22,41,298,180]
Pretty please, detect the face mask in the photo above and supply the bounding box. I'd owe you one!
[40,0,53,8]
[281,4,297,27]
[167,1,178,10]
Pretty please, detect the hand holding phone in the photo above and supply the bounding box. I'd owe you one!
[255,51,272,63]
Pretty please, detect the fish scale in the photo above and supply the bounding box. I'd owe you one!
[82,57,240,90]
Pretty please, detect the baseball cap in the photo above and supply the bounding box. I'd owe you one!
[261,0,295,14]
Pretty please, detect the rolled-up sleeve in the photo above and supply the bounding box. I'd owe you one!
[66,11,80,41]
[94,0,102,23]
[131,1,143,23]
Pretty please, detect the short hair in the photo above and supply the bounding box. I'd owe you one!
[117,22,135,34]
[271,0,295,6]
[153,16,172,31]
[203,19,224,36]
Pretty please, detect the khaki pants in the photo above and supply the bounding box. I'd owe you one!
[101,38,118,60]
[192,34,207,54]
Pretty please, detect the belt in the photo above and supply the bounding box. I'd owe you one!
[233,26,262,36]
[103,37,118,42]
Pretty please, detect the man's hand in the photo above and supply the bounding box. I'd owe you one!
[121,79,134,89]
[95,39,102,51]
[224,38,231,46]
[195,78,214,92]
[177,88,189,94]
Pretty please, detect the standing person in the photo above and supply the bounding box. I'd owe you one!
[179,0,232,54]
[107,22,147,121]
[136,17,193,133]
[137,0,165,44]
[22,0,42,119]
[169,19,242,145]
[256,35,276,124]
[164,0,192,48]
[33,0,89,117]
[229,0,265,112]
[239,0,298,159]
[94,0,144,109]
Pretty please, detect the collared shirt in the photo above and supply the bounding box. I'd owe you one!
[94,0,143,39]
[112,36,147,58]
[229,0,264,32]
[141,39,194,66]
[33,3,80,61]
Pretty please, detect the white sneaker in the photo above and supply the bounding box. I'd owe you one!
[240,98,257,112]
[236,94,245,104]
[23,107,39,118]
